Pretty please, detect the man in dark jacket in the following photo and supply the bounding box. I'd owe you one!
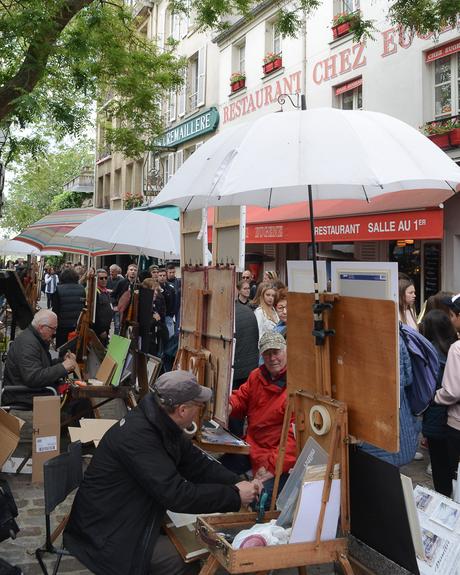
[158,267,176,338]
[93,269,113,346]
[52,268,86,347]
[166,263,181,334]
[1,309,76,407]
[64,370,262,575]
[230,301,260,436]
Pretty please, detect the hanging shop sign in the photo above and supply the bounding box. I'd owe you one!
[155,107,219,148]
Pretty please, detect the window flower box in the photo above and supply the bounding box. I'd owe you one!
[449,127,460,147]
[331,11,360,39]
[263,53,282,75]
[427,133,450,149]
[230,73,246,93]
[422,120,455,150]
[332,21,352,38]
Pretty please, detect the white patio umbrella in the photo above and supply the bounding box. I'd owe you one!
[151,108,460,210]
[151,108,460,345]
[66,209,180,259]
[0,239,62,257]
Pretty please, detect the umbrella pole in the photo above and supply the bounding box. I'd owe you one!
[308,184,334,348]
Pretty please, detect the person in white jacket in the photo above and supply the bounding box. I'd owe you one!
[253,283,279,340]
[435,293,460,490]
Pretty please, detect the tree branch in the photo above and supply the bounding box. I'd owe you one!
[0,0,94,121]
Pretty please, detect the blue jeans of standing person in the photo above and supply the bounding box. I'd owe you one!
[165,315,175,339]
[113,311,121,335]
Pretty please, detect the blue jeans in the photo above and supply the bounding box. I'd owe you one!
[113,311,121,335]
[165,316,175,339]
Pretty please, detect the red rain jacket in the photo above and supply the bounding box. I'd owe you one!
[229,367,297,475]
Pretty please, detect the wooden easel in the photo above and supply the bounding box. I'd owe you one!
[198,294,399,575]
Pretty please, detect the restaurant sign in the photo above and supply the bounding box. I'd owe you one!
[244,210,443,244]
[155,107,219,148]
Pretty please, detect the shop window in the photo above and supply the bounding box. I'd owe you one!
[338,84,362,109]
[434,54,460,118]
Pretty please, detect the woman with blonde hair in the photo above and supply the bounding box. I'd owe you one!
[253,283,279,339]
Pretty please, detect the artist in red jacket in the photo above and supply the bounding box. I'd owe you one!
[224,331,297,503]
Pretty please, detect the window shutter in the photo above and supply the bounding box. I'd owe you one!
[167,152,175,181]
[169,91,176,123]
[175,149,184,171]
[197,46,206,107]
[178,69,186,116]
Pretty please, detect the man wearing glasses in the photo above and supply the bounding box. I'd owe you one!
[1,309,76,407]
[64,370,263,575]
[93,268,113,346]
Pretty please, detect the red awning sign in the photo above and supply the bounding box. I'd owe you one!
[426,39,460,63]
[335,77,363,96]
[242,209,443,244]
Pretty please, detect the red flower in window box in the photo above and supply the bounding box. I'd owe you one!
[422,120,453,150]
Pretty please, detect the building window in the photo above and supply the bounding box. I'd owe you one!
[232,41,245,74]
[178,69,186,117]
[338,85,362,109]
[334,0,360,15]
[434,54,460,118]
[164,153,175,184]
[265,21,282,59]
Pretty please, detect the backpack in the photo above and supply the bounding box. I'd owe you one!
[399,323,439,416]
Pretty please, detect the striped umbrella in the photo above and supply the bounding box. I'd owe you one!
[14,208,110,255]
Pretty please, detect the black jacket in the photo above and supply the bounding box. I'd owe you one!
[233,300,259,382]
[93,289,113,337]
[52,283,86,331]
[64,395,241,575]
[107,275,125,305]
[160,281,176,317]
[2,326,67,406]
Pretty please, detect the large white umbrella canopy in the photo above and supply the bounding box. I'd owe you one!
[67,210,180,259]
[151,108,460,210]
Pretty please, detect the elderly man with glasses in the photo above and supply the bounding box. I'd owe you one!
[1,309,76,407]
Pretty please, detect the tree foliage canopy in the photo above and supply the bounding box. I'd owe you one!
[0,0,457,163]
[2,140,93,233]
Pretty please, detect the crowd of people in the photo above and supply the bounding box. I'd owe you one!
[398,275,460,497]
[1,257,460,574]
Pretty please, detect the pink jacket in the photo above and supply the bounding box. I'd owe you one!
[435,340,460,431]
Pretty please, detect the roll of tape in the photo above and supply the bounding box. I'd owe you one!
[309,405,332,436]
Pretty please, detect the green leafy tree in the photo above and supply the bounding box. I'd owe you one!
[2,141,93,233]
[0,1,457,163]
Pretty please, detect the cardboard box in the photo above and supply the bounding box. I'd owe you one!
[0,408,24,468]
[32,396,61,483]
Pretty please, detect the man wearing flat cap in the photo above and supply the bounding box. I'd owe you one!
[64,370,262,575]
[223,331,297,503]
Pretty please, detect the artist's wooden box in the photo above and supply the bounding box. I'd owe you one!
[196,511,348,574]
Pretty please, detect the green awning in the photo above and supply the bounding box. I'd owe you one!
[146,206,180,221]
